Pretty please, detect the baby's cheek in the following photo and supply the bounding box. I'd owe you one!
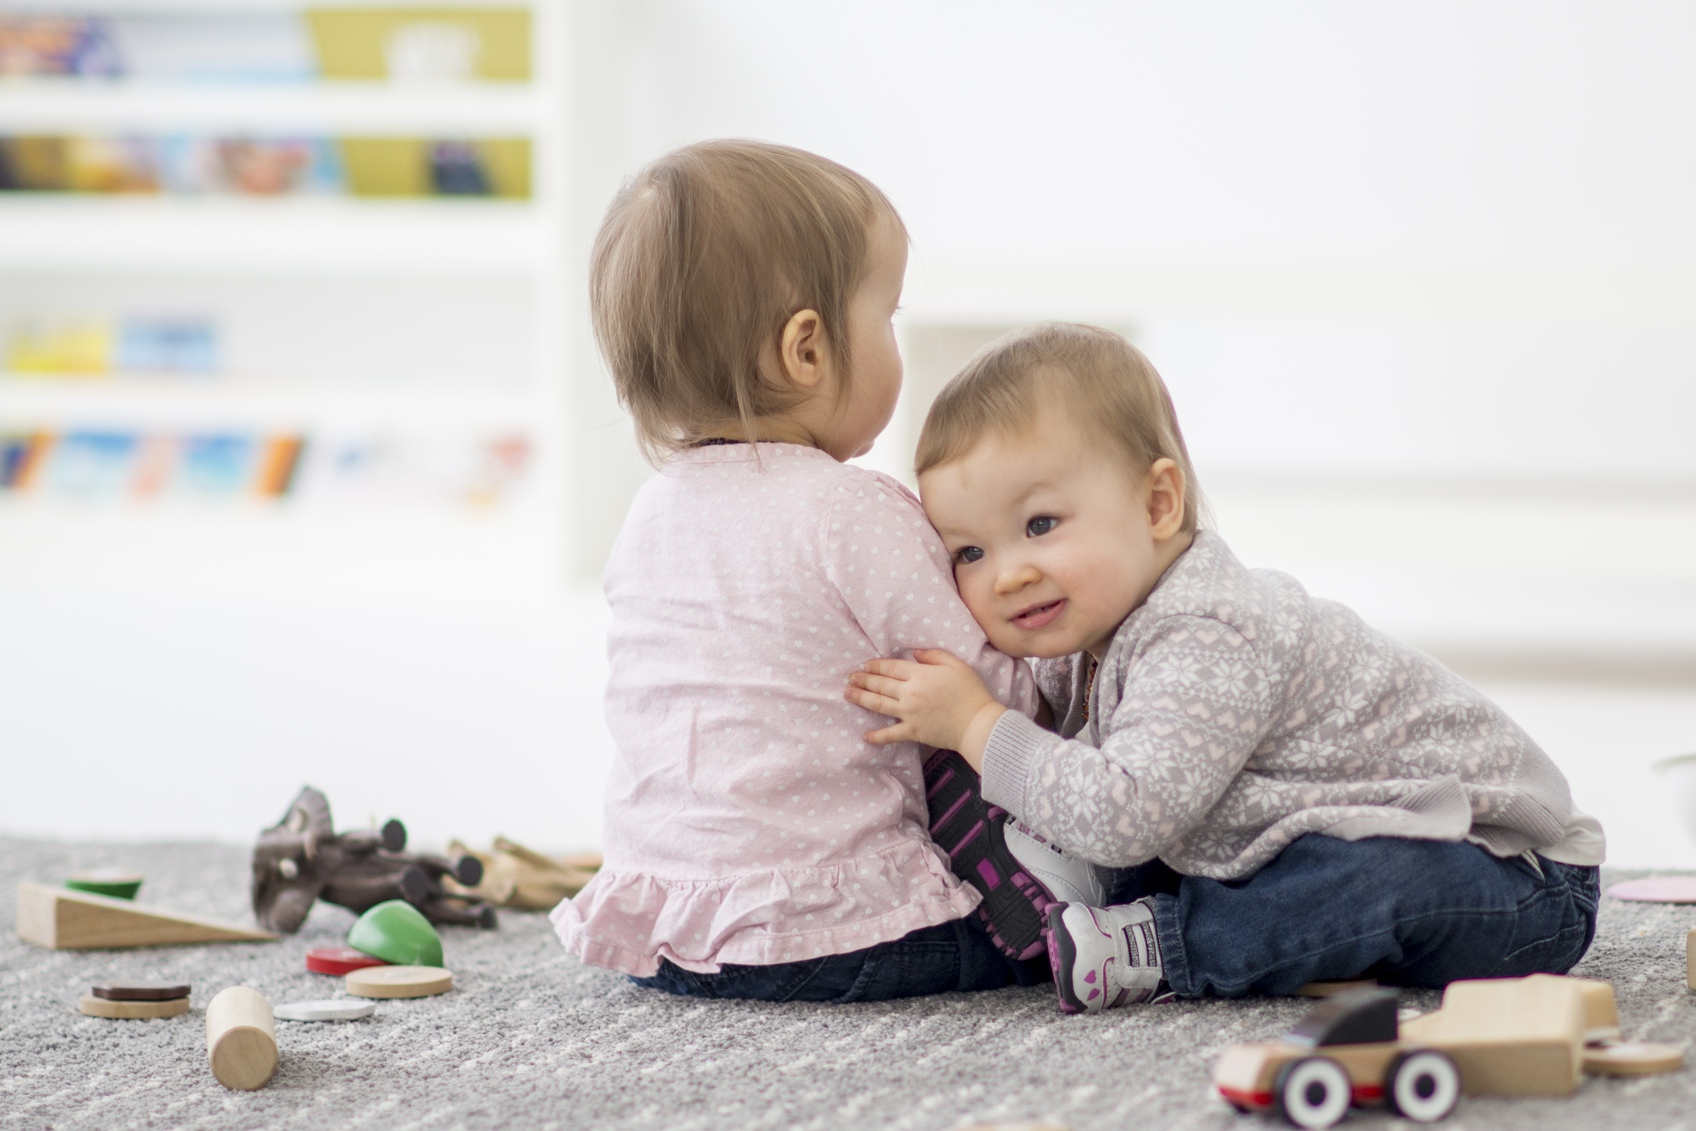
[960,585,1008,647]
[955,576,989,619]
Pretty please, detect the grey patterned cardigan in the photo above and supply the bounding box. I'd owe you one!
[980,531,1605,879]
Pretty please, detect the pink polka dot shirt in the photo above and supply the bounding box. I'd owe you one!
[552,443,1037,975]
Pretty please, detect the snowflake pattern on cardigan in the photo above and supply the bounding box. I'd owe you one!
[980,531,1593,880]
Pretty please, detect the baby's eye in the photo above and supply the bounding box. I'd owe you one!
[954,546,984,565]
[1026,516,1057,537]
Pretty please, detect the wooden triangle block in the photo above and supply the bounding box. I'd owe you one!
[16,881,277,949]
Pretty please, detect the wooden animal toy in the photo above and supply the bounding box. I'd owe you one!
[251,786,496,933]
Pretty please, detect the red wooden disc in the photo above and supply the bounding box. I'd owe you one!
[306,947,390,975]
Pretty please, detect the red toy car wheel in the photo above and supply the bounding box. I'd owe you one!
[1386,1049,1461,1123]
[1274,1056,1353,1129]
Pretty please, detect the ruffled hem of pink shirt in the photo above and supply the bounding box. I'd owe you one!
[550,838,985,977]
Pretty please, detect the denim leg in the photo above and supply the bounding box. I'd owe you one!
[629,917,1049,1004]
[1152,834,1600,998]
[1102,857,1183,904]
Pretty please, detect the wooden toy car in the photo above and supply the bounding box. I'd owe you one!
[1214,975,1635,1127]
[1214,986,1460,1127]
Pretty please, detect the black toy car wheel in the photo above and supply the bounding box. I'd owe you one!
[1386,1048,1461,1123]
[1274,1056,1354,1129]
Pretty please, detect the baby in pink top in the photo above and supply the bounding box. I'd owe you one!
[552,141,1050,1001]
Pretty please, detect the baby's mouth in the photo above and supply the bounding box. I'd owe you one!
[1011,599,1066,630]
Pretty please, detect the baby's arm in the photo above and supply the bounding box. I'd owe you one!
[853,615,1276,867]
[822,475,1036,716]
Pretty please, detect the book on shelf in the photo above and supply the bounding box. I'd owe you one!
[7,316,220,376]
[0,16,121,77]
[307,8,530,82]
[0,8,531,84]
[0,428,528,508]
[0,134,529,198]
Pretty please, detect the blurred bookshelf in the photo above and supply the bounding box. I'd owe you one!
[0,2,569,595]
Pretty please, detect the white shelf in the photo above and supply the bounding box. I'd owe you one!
[73,0,533,11]
[0,378,539,429]
[0,504,559,597]
[0,196,548,273]
[0,80,546,133]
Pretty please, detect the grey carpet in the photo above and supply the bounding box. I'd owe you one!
[2,836,1694,1131]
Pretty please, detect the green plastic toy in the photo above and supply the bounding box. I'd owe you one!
[347,900,444,967]
[64,871,144,900]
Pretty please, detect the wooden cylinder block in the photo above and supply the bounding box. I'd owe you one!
[205,986,277,1090]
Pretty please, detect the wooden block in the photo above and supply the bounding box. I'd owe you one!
[1398,974,1584,1096]
[1570,977,1621,1043]
[16,881,276,949]
[206,987,277,1090]
[79,993,189,1019]
[1583,1041,1685,1077]
[445,837,597,910]
[345,964,453,999]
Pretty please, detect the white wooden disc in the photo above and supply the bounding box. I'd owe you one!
[1583,1041,1685,1076]
[345,965,454,999]
[274,999,378,1022]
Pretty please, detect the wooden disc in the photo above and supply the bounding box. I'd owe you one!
[1605,877,1696,904]
[306,947,389,976]
[93,981,191,1002]
[79,993,189,1019]
[274,999,377,1022]
[1584,1041,1685,1076]
[345,965,453,999]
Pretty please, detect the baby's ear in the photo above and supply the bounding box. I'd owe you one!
[1146,458,1186,539]
[778,308,828,389]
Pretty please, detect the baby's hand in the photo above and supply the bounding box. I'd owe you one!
[845,649,1007,768]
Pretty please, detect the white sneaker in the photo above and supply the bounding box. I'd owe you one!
[1047,899,1167,1014]
[1004,820,1109,907]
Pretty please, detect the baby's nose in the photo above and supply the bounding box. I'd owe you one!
[994,564,1038,594]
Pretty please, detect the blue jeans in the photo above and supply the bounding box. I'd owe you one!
[1109,834,1601,998]
[630,917,1050,1003]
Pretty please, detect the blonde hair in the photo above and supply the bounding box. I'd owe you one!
[590,139,906,464]
[916,323,1203,532]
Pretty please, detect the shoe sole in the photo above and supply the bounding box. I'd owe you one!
[1047,904,1089,1015]
[925,750,1051,961]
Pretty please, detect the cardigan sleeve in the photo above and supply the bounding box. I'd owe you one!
[819,472,1037,718]
[980,613,1276,867]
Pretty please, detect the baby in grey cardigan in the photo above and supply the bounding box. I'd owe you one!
[847,322,1603,1013]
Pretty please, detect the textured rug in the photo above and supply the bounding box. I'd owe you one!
[3,836,1695,1131]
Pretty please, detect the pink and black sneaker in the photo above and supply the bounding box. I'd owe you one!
[1046,899,1169,1014]
[923,749,1055,960]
